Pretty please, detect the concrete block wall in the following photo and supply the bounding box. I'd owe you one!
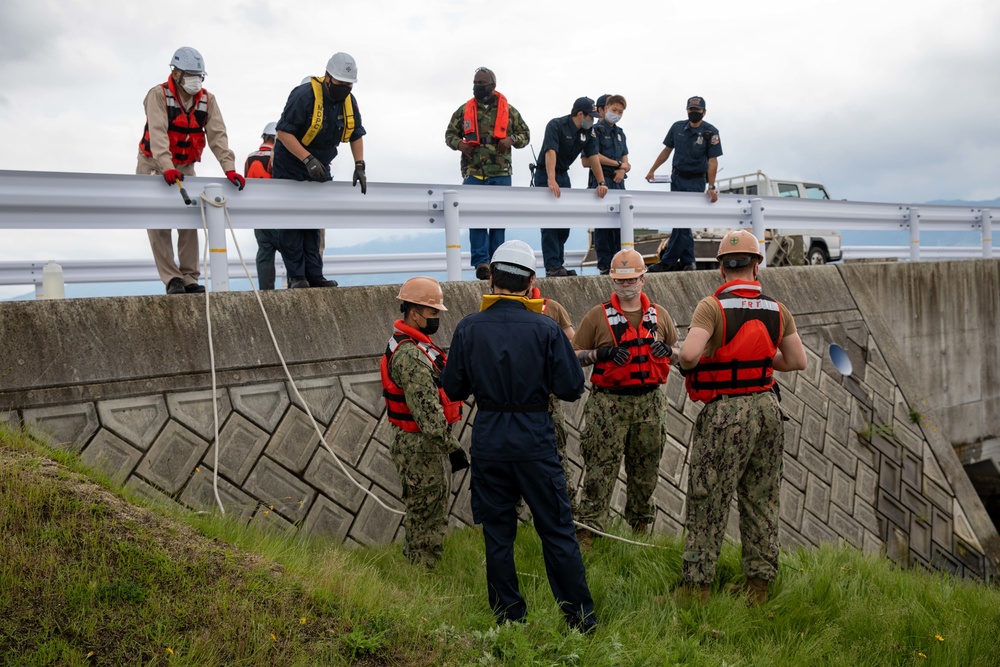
[1,262,997,576]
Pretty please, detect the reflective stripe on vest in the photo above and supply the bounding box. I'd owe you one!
[302,78,356,147]
[380,322,463,433]
[462,92,510,146]
[139,78,208,165]
[244,143,273,179]
[590,292,671,388]
[685,280,783,403]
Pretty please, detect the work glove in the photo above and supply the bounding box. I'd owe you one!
[596,346,631,366]
[225,171,246,191]
[352,160,367,194]
[650,340,672,359]
[302,154,327,182]
[449,447,470,473]
[162,169,183,185]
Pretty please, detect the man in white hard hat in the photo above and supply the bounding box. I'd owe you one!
[380,276,467,569]
[573,249,679,548]
[244,122,285,290]
[138,47,245,295]
[441,240,597,633]
[271,52,367,289]
[677,230,806,604]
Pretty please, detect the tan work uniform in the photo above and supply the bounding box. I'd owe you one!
[137,85,236,287]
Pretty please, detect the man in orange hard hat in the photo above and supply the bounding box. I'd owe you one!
[573,249,679,548]
[380,276,468,568]
[678,230,807,603]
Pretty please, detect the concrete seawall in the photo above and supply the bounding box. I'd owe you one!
[2,260,998,577]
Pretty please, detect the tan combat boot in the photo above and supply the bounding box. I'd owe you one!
[726,577,770,605]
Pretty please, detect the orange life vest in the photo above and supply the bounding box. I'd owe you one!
[380,320,463,433]
[462,92,509,146]
[244,142,273,179]
[529,287,549,314]
[685,280,783,403]
[590,292,671,389]
[139,77,208,165]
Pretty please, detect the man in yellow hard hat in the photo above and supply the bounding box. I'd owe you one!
[678,230,807,603]
[380,276,468,568]
[573,248,679,548]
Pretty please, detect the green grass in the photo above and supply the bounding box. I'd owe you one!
[2,422,999,666]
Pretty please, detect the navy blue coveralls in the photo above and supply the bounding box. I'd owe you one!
[658,119,722,267]
[272,82,366,281]
[441,298,596,628]
[532,116,598,272]
[587,119,629,273]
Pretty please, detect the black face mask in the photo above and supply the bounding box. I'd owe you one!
[325,82,352,103]
[419,317,440,336]
[688,111,704,123]
[473,85,493,101]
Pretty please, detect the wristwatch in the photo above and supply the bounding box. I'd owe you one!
[707,184,716,190]
[598,181,607,187]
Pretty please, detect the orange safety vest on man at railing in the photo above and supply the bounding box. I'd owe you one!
[139,77,208,166]
[462,93,509,146]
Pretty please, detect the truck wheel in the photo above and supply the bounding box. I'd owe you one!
[807,246,827,265]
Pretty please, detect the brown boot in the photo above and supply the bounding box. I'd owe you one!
[726,577,769,605]
[666,584,710,605]
[575,527,593,552]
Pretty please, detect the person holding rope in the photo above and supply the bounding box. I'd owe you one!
[380,277,468,569]
[677,230,806,604]
[441,240,597,632]
[573,249,678,549]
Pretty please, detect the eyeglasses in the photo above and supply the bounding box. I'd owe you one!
[612,277,640,285]
[182,71,206,81]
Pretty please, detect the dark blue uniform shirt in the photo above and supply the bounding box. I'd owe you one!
[441,299,584,461]
[587,120,629,189]
[272,82,366,181]
[663,120,722,175]
[535,115,598,178]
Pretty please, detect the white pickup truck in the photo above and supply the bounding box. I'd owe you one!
[716,171,843,264]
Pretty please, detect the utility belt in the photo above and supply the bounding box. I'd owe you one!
[591,385,659,397]
[705,388,771,405]
[477,401,549,412]
[672,170,707,179]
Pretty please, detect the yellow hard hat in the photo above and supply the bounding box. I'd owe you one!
[396,276,447,311]
[608,249,646,277]
[717,230,763,263]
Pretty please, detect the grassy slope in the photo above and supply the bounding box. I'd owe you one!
[1,425,998,666]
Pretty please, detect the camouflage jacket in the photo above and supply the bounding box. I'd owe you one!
[388,341,458,452]
[445,95,530,179]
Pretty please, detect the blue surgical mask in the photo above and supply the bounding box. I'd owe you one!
[581,117,594,130]
[605,112,622,124]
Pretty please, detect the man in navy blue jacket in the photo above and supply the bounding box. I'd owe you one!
[441,240,596,632]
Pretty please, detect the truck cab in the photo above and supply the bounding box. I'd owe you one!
[716,171,842,264]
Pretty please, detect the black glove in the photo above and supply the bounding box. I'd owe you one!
[596,346,631,366]
[650,341,672,359]
[449,447,470,473]
[302,154,327,182]
[352,160,367,194]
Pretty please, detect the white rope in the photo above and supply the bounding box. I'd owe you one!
[198,194,225,514]
[572,520,667,549]
[198,193,404,517]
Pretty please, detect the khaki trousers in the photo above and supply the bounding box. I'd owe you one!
[136,153,200,286]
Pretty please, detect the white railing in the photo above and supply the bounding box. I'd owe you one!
[0,170,994,294]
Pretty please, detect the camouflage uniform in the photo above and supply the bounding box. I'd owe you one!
[387,342,460,569]
[445,98,530,178]
[683,391,784,585]
[575,388,666,531]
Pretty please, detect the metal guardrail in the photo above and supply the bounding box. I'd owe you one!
[0,170,994,294]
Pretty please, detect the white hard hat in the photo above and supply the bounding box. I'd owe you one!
[326,52,358,83]
[491,240,537,274]
[170,47,205,74]
[262,122,277,136]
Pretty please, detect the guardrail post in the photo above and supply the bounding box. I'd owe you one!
[444,190,461,282]
[203,183,229,292]
[907,207,920,262]
[983,209,994,259]
[751,198,766,268]
[618,194,635,250]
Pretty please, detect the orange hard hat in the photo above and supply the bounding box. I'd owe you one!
[717,230,763,262]
[396,276,447,311]
[608,249,646,277]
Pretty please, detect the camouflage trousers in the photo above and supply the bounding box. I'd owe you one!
[682,391,784,585]
[576,388,666,531]
[550,394,573,495]
[389,429,452,569]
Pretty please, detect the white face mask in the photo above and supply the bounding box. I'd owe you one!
[580,117,594,130]
[605,111,622,124]
[180,76,203,95]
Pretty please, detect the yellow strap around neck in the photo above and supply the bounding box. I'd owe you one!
[480,294,545,314]
[302,78,324,147]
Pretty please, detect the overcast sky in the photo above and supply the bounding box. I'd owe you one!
[1,0,998,297]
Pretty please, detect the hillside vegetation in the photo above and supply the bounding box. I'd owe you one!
[1,424,998,666]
